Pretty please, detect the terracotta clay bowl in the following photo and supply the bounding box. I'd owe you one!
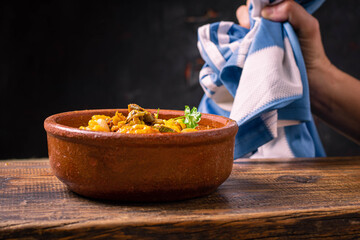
[44,109,238,202]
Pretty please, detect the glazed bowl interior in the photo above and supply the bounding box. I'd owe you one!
[44,109,238,202]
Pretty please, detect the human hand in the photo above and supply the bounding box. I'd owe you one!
[236,0,331,86]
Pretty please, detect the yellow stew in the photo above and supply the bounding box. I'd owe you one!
[80,104,205,134]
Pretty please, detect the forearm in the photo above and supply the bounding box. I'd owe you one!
[309,63,360,144]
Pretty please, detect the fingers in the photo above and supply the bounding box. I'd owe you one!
[260,0,329,89]
[236,5,250,29]
[261,0,319,37]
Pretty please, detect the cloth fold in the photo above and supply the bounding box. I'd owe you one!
[197,0,326,159]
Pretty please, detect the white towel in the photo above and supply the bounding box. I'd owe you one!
[197,0,326,158]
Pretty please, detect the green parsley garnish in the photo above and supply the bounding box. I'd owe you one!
[155,108,160,119]
[174,105,202,129]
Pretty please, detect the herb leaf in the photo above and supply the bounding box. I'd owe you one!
[183,105,201,129]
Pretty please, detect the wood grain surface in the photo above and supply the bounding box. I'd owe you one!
[1,157,360,239]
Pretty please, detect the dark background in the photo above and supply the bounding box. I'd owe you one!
[1,0,359,159]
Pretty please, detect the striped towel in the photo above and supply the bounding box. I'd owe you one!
[197,0,326,159]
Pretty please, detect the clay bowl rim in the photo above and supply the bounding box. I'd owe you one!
[44,109,238,146]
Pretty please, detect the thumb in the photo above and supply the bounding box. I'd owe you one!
[261,0,319,37]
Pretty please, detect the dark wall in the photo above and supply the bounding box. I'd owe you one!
[1,0,359,159]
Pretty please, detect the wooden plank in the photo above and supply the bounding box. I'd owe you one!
[1,157,360,239]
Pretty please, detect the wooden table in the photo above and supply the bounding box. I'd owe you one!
[1,157,360,239]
